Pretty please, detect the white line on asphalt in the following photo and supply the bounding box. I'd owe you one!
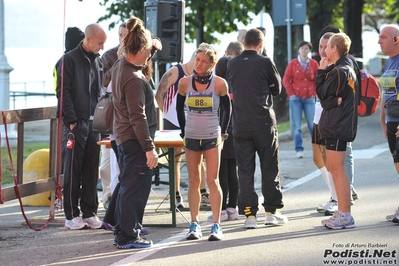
[111,232,188,265]
[282,170,321,193]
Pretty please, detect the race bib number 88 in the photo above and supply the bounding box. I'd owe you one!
[187,92,213,113]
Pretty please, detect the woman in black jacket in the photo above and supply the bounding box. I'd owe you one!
[316,32,358,230]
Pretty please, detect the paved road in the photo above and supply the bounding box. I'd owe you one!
[1,111,399,266]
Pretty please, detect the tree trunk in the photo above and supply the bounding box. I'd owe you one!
[308,10,334,62]
[344,0,364,68]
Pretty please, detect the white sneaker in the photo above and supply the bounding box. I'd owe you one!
[83,215,102,229]
[207,210,228,222]
[386,207,399,222]
[176,196,185,209]
[296,151,304,158]
[265,211,288,225]
[65,217,86,230]
[226,207,238,220]
[317,198,338,215]
[244,217,257,229]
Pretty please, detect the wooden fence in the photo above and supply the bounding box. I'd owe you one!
[1,106,59,214]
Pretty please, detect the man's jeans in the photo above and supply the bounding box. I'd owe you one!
[289,95,315,152]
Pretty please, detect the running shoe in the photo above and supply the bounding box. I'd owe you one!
[64,217,86,230]
[323,210,355,230]
[244,217,257,229]
[265,210,288,225]
[83,215,103,229]
[226,207,239,220]
[186,221,202,240]
[386,207,399,222]
[208,223,223,241]
[176,195,185,209]
[317,198,337,215]
[207,210,228,222]
[116,236,153,249]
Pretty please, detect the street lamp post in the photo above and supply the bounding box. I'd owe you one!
[0,0,16,147]
[0,0,13,112]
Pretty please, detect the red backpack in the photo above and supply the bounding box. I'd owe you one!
[357,70,380,117]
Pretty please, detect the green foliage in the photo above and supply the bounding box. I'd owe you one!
[80,0,266,44]
[184,0,260,44]
[1,142,49,184]
[308,0,343,28]
[364,0,399,32]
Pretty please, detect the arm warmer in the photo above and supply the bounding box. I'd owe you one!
[176,93,186,138]
[220,94,231,134]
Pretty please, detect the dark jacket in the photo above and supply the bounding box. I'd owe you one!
[55,43,104,125]
[316,56,358,142]
[227,50,282,131]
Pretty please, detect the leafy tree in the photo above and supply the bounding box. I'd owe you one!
[82,0,264,45]
[364,0,399,33]
[307,0,342,61]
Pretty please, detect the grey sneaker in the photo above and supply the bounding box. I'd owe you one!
[323,210,356,229]
[83,215,102,229]
[244,217,257,229]
[226,207,239,220]
[64,217,86,230]
[386,207,399,222]
[265,211,288,225]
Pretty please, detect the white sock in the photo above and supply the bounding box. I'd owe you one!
[320,166,330,188]
[342,212,351,218]
[320,167,337,201]
[327,172,338,201]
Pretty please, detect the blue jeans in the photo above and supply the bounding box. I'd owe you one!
[346,142,354,185]
[289,96,315,152]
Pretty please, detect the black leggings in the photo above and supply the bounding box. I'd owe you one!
[219,158,239,210]
[387,122,399,163]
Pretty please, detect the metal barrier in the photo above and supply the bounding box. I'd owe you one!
[1,106,59,213]
[9,81,55,110]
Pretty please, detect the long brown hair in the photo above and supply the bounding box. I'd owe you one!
[123,17,151,56]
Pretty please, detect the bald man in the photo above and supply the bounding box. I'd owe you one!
[55,23,108,230]
[378,24,399,224]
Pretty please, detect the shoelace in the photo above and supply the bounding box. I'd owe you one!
[189,223,198,232]
[329,211,342,221]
